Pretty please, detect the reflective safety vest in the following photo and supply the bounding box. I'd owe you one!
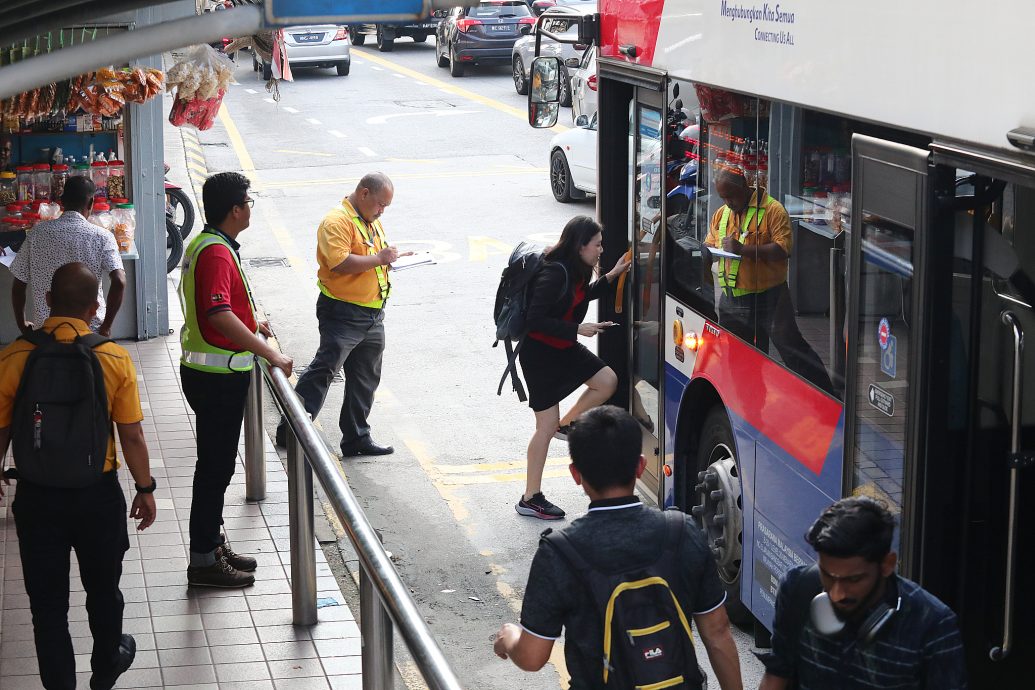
[717,196,774,297]
[318,203,390,309]
[179,230,257,373]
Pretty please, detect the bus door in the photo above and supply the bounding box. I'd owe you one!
[629,87,665,497]
[844,135,929,565]
[917,148,1035,686]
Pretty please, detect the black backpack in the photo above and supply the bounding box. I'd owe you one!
[542,510,706,689]
[493,242,567,402]
[10,327,111,488]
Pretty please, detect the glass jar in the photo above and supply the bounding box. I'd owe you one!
[2,218,30,248]
[20,212,40,232]
[15,165,34,202]
[33,164,51,201]
[112,203,136,253]
[90,161,109,198]
[0,172,15,205]
[72,163,90,178]
[87,202,112,232]
[50,164,69,201]
[107,159,126,200]
[5,202,25,219]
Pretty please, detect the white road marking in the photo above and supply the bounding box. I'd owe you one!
[438,88,452,95]
[263,98,276,104]
[352,59,364,65]
[245,89,257,94]
[359,147,376,157]
[366,110,479,125]
[307,118,322,125]
[283,106,300,113]
[371,66,383,71]
[413,80,428,86]
[329,130,347,138]
[392,73,405,79]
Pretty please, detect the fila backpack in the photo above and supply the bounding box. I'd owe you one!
[542,510,706,689]
[10,328,111,488]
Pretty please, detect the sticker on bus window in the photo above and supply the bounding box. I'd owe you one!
[881,335,897,378]
[878,317,891,351]
[868,384,895,417]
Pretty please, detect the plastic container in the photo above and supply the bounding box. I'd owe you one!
[5,202,25,219]
[87,202,113,231]
[72,163,90,178]
[15,165,34,202]
[107,159,126,200]
[50,164,69,201]
[33,164,52,201]
[39,201,62,221]
[91,161,109,198]
[112,203,136,253]
[20,212,40,231]
[0,172,15,205]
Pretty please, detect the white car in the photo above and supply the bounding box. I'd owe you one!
[254,25,351,79]
[548,111,596,202]
[570,43,597,121]
[512,4,595,107]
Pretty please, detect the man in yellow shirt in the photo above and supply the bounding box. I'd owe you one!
[278,172,410,456]
[705,168,832,393]
[0,262,156,690]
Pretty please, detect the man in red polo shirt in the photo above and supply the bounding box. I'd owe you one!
[179,172,292,588]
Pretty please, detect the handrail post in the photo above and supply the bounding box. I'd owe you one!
[361,535,395,690]
[287,430,317,625]
[244,363,266,501]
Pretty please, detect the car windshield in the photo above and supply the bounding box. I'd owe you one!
[470,2,531,18]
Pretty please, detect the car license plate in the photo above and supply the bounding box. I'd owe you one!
[489,24,512,32]
[422,23,438,28]
[294,33,324,43]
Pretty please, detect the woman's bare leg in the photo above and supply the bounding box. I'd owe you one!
[559,366,618,426]
[525,405,560,499]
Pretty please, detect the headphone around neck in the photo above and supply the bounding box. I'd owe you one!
[810,591,902,645]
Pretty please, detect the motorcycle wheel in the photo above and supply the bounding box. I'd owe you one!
[167,217,185,273]
[165,186,196,239]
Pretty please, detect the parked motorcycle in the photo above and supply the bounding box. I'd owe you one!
[164,163,194,272]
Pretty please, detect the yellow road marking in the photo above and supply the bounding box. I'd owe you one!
[468,235,515,262]
[436,457,569,474]
[187,162,208,176]
[440,468,570,486]
[385,158,440,164]
[259,167,546,191]
[187,151,206,164]
[403,438,469,523]
[218,103,308,271]
[274,148,336,157]
[352,47,568,134]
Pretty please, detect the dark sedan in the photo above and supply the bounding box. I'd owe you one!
[435,1,535,77]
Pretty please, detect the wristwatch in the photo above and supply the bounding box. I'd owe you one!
[135,477,157,494]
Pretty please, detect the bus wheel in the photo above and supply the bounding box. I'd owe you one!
[692,407,750,625]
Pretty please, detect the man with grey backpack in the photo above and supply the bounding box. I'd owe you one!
[0,263,156,690]
[494,406,743,689]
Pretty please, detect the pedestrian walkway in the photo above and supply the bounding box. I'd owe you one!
[0,285,364,689]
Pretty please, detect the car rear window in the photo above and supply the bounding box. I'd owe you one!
[469,2,532,18]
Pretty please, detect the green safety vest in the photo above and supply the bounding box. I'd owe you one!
[317,203,390,309]
[179,230,258,373]
[717,196,774,297]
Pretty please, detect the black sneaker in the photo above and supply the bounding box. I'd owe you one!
[516,492,566,520]
[275,422,287,448]
[218,541,257,572]
[90,634,135,690]
[187,553,255,588]
[553,423,575,441]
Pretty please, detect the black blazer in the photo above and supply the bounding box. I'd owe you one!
[525,261,611,342]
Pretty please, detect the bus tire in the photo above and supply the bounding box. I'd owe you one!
[693,406,751,626]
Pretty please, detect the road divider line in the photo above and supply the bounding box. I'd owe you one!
[307,117,322,125]
[263,97,276,104]
[283,106,300,113]
[358,147,376,157]
[258,166,547,190]
[274,148,335,157]
[328,129,347,138]
[439,468,570,486]
[245,88,257,94]
[351,47,568,133]
[436,457,569,474]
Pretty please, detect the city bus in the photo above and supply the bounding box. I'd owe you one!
[527,0,1034,685]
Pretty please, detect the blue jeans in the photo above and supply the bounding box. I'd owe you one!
[294,294,385,446]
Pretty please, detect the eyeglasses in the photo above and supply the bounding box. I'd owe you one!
[238,198,255,208]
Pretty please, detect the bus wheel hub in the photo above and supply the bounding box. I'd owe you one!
[691,456,743,583]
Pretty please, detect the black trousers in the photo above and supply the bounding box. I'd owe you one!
[293,294,385,447]
[12,472,129,690]
[181,364,250,556]
[719,282,834,394]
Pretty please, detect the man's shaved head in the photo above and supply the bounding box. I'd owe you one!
[356,172,393,196]
[48,263,99,317]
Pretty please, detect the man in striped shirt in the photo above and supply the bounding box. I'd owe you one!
[759,497,966,689]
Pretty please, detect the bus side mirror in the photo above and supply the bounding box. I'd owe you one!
[528,56,562,128]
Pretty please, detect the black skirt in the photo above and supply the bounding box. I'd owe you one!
[518,336,607,412]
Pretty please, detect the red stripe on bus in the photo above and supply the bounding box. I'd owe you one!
[693,327,841,475]
[599,0,665,66]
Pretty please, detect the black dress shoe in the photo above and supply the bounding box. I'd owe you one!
[340,438,394,456]
[90,634,135,690]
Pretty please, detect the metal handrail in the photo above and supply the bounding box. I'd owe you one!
[244,357,464,690]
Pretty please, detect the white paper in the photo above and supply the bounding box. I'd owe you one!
[0,247,17,269]
[391,252,436,272]
[707,247,742,260]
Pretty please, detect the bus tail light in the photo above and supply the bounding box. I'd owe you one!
[684,331,702,351]
[663,464,672,477]
[672,319,684,347]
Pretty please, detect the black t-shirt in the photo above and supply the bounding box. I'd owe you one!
[519,496,726,689]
